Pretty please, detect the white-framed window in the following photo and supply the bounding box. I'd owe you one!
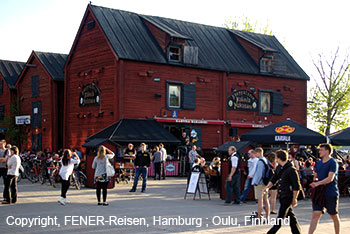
[259,92,271,114]
[168,46,181,62]
[260,57,273,73]
[168,84,181,108]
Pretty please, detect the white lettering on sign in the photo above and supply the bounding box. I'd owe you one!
[175,119,208,124]
[275,135,291,142]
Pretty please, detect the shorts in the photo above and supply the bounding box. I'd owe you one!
[312,196,338,215]
[254,184,268,200]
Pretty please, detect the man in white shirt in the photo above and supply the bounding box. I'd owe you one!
[225,146,241,205]
[0,146,21,204]
[240,149,259,202]
[159,143,167,180]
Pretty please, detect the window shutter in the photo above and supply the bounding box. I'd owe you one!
[32,101,41,128]
[272,92,283,115]
[182,85,196,110]
[183,46,199,65]
[32,76,39,97]
[0,105,4,121]
[0,80,3,95]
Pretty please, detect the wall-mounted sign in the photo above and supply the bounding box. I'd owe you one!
[79,83,101,106]
[15,115,31,125]
[227,90,258,111]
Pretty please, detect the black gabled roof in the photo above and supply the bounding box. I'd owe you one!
[89,4,309,80]
[0,60,25,89]
[230,30,310,80]
[84,118,180,147]
[34,51,67,81]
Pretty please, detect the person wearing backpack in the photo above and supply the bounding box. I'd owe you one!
[264,150,302,234]
[251,147,270,220]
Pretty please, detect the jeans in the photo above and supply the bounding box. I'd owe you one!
[161,161,166,179]
[240,177,252,202]
[96,181,108,203]
[154,162,161,180]
[225,173,241,203]
[132,167,148,191]
[267,197,301,234]
[3,175,17,203]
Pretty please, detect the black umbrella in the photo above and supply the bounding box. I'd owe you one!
[241,119,326,145]
[328,127,350,146]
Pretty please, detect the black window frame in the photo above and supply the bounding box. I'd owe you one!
[260,57,273,73]
[0,80,3,95]
[32,75,39,97]
[166,81,183,110]
[0,105,4,121]
[167,43,183,63]
[258,89,273,115]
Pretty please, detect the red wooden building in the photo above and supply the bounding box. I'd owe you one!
[0,60,25,139]
[64,4,309,151]
[16,51,67,152]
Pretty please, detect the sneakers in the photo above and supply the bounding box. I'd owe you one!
[64,198,71,204]
[58,197,65,205]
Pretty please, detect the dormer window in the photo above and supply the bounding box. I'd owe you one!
[168,44,182,62]
[260,56,273,73]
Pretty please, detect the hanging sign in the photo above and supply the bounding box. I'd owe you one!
[79,83,101,106]
[227,90,258,111]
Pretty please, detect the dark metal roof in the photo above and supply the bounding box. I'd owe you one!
[89,5,309,80]
[34,51,67,81]
[84,118,180,147]
[0,60,25,89]
[231,30,310,80]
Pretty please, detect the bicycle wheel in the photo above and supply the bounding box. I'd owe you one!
[79,171,87,188]
[71,173,81,190]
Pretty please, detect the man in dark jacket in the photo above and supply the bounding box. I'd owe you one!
[129,143,151,193]
[264,150,302,234]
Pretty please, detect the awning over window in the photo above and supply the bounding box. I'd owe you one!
[83,119,180,148]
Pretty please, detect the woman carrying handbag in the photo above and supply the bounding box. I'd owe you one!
[92,145,115,206]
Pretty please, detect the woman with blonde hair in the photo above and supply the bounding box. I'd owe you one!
[58,149,80,205]
[92,145,115,206]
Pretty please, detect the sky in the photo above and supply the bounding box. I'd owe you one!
[0,0,349,129]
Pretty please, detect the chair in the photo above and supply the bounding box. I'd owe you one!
[121,163,135,183]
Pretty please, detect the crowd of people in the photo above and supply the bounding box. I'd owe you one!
[0,134,344,234]
[223,144,341,234]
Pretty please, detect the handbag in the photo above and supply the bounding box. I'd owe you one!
[106,157,115,177]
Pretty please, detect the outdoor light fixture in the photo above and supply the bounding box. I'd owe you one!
[155,93,162,98]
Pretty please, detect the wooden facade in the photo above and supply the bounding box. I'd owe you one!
[64,5,309,151]
[0,60,25,139]
[16,51,66,152]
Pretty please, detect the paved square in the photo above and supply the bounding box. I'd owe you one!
[0,178,349,233]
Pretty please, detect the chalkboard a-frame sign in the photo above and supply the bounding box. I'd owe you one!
[184,172,210,200]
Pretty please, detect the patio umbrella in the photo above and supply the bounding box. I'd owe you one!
[328,127,350,146]
[241,119,326,145]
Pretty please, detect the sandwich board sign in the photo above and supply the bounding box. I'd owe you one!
[184,171,210,200]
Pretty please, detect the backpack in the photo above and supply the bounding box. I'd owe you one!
[259,158,274,185]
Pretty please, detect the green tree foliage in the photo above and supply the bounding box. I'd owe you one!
[1,98,28,147]
[224,16,273,35]
[308,48,350,135]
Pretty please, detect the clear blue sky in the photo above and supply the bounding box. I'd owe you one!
[1,0,349,77]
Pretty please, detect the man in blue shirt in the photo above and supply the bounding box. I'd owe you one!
[308,143,340,234]
[251,147,270,220]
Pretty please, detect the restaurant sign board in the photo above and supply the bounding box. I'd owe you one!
[79,83,101,106]
[227,90,258,111]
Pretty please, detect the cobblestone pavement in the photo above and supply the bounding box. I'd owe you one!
[0,178,349,233]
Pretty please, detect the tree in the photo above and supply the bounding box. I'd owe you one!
[1,98,28,148]
[224,16,273,35]
[308,48,350,135]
